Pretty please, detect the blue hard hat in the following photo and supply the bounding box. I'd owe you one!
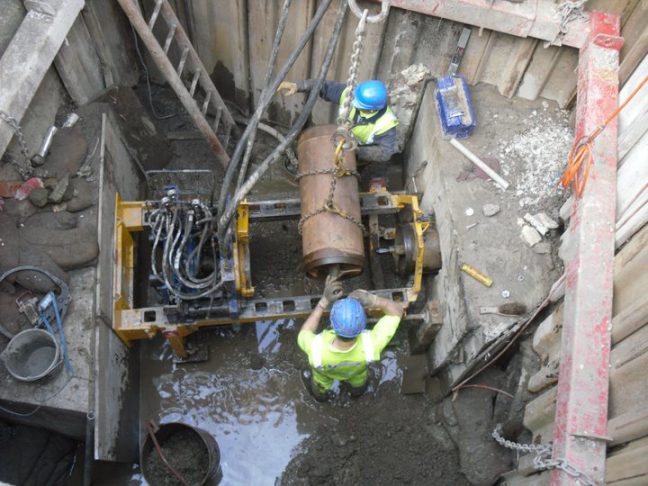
[330,298,367,338]
[353,80,388,110]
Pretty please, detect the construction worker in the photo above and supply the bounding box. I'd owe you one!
[278,79,399,164]
[297,275,404,401]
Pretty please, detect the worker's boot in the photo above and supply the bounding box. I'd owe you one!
[301,369,330,403]
[349,381,368,399]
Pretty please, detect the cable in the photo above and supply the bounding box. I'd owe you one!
[234,0,293,193]
[217,0,349,247]
[561,74,648,197]
[216,0,334,214]
[130,23,176,120]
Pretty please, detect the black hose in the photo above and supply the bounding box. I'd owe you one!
[217,0,348,247]
[235,0,294,192]
[215,0,333,214]
[83,412,95,486]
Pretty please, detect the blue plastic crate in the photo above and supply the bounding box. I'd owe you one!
[435,74,476,139]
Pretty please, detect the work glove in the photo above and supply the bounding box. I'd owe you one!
[319,275,343,309]
[349,289,378,308]
[277,81,298,96]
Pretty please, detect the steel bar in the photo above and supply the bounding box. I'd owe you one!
[245,191,410,222]
[117,287,416,331]
[376,0,590,48]
[550,11,622,486]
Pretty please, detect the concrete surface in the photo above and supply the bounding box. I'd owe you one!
[406,83,566,383]
[0,267,95,439]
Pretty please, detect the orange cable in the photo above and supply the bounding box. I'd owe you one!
[561,74,648,197]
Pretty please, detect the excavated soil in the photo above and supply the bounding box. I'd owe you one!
[143,428,209,486]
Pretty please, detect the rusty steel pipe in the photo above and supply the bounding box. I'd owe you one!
[298,125,364,279]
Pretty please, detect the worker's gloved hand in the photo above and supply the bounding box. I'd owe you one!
[277,81,298,96]
[349,289,378,309]
[319,275,343,309]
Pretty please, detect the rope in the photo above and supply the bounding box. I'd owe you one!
[561,74,648,197]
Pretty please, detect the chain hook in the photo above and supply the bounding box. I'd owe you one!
[348,0,390,23]
[331,127,358,152]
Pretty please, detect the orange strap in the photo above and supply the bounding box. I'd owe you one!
[561,74,648,197]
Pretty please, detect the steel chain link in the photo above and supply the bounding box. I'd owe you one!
[492,425,596,486]
[0,110,33,178]
[336,8,367,129]
[297,141,366,235]
[557,0,588,35]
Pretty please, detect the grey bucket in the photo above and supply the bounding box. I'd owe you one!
[2,328,61,382]
[141,422,222,486]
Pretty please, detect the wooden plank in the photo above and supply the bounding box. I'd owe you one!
[613,224,648,315]
[54,15,104,105]
[618,109,648,161]
[498,37,538,98]
[609,408,648,446]
[0,0,84,159]
[523,385,557,433]
[186,0,250,109]
[82,0,139,88]
[606,438,648,484]
[619,53,648,133]
[609,342,648,419]
[94,112,142,462]
[620,0,648,66]
[517,44,561,101]
[459,29,493,85]
[612,296,648,345]
[540,47,579,108]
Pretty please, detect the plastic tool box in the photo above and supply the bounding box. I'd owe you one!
[435,73,476,139]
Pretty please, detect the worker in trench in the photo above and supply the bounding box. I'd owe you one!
[278,79,399,182]
[297,275,404,401]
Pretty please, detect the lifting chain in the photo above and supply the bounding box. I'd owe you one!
[0,110,33,178]
[492,425,596,486]
[333,1,390,151]
[556,0,588,38]
[297,140,366,235]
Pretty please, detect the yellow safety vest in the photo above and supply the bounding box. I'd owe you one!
[338,87,399,145]
[298,315,401,390]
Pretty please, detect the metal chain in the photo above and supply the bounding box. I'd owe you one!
[297,141,366,235]
[348,0,390,24]
[492,425,596,486]
[557,0,588,35]
[337,8,367,129]
[0,110,33,178]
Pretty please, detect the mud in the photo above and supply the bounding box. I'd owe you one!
[121,83,467,485]
[143,427,209,486]
[136,322,466,486]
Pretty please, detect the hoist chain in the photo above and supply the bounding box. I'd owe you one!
[334,1,390,151]
[557,0,588,37]
[297,141,366,235]
[336,9,367,130]
[0,110,33,178]
[492,425,596,486]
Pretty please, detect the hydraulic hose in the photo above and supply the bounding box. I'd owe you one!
[235,0,293,192]
[217,0,348,248]
[215,0,333,214]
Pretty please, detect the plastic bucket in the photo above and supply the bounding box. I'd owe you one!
[141,422,221,486]
[2,328,61,382]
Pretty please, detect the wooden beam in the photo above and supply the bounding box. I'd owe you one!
[0,0,85,159]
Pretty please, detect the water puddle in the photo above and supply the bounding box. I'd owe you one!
[129,320,404,485]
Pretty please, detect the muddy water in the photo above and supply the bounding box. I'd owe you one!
[135,321,402,485]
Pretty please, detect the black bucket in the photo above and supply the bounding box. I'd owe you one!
[141,422,221,486]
